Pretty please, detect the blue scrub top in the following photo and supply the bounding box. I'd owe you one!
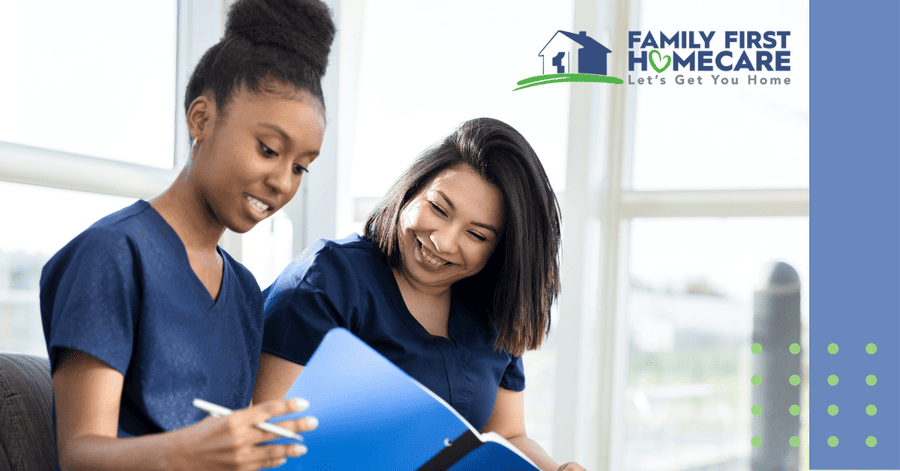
[262,234,525,432]
[40,200,264,437]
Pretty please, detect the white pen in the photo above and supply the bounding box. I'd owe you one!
[192,398,304,441]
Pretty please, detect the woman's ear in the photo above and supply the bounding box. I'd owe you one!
[186,95,216,142]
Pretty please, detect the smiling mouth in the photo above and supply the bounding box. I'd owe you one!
[245,194,273,214]
[418,239,450,267]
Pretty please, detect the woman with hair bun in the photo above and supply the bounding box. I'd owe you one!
[40,0,335,469]
[254,118,585,471]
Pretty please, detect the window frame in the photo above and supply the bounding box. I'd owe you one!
[552,1,809,470]
[0,0,205,198]
[0,0,343,261]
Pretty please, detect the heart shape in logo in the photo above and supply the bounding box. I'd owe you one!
[649,49,671,73]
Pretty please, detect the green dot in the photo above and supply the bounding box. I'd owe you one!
[867,436,877,447]
[866,405,877,416]
[790,436,800,447]
[827,374,839,386]
[751,374,762,385]
[828,436,839,447]
[866,343,877,354]
[789,343,800,354]
[751,404,762,416]
[828,343,839,354]
[790,374,801,386]
[789,405,801,416]
[866,374,877,386]
[827,405,839,416]
[752,343,762,354]
[751,436,762,447]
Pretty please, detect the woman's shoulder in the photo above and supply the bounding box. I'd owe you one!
[287,233,382,277]
[69,201,174,250]
[44,202,157,266]
[317,232,381,257]
[264,233,386,300]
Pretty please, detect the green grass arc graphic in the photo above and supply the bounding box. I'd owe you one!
[513,73,623,91]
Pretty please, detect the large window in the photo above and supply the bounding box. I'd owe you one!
[0,1,178,168]
[625,218,808,470]
[0,0,232,356]
[0,2,809,470]
[0,182,136,356]
[615,0,809,469]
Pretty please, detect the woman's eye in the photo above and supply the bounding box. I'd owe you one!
[430,202,447,217]
[293,163,309,175]
[259,141,278,157]
[469,231,487,242]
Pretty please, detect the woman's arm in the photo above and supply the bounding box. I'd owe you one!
[253,352,306,403]
[482,387,585,471]
[53,349,313,471]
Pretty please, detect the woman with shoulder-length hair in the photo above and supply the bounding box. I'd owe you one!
[255,118,584,471]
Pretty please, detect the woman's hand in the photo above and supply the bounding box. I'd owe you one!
[557,462,586,471]
[53,350,318,471]
[165,398,318,470]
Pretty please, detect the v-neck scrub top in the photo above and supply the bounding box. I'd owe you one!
[40,200,264,437]
[261,234,525,432]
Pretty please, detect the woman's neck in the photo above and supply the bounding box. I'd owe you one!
[149,171,225,254]
[392,268,452,338]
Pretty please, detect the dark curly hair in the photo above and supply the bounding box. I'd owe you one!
[184,0,336,117]
[364,118,562,357]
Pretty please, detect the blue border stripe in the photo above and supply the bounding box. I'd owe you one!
[810,1,900,469]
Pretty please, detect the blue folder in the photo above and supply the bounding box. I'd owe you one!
[268,328,538,470]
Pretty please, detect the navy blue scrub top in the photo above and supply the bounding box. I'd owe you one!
[40,200,264,437]
[262,234,525,432]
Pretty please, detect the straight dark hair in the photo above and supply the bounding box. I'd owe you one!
[364,118,561,356]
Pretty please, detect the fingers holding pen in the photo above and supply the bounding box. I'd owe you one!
[231,397,318,445]
[171,397,316,470]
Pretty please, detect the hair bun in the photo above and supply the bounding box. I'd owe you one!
[225,0,336,79]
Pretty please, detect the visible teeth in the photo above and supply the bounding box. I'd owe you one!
[420,243,444,266]
[246,195,270,213]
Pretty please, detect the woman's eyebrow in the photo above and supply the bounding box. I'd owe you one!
[257,123,320,157]
[472,221,499,235]
[258,123,291,142]
[436,190,499,235]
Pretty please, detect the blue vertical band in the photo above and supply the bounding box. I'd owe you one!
[810,1,900,469]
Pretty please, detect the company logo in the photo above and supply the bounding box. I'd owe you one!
[514,30,623,91]
[627,31,793,86]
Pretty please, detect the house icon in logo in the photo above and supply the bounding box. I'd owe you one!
[539,30,611,76]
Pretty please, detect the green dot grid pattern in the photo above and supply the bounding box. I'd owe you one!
[866,343,877,354]
[789,343,800,354]
[789,374,801,386]
[828,405,839,416]
[867,405,877,416]
[867,436,877,447]
[752,343,762,354]
[828,343,839,354]
[751,405,762,416]
[828,436,839,447]
[827,374,839,386]
[751,374,762,385]
[751,436,762,447]
[789,405,801,416]
[866,374,877,386]
[790,436,800,447]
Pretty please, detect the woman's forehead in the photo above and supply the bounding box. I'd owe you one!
[424,165,504,225]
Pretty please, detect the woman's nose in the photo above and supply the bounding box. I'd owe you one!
[267,162,296,196]
[430,226,460,255]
